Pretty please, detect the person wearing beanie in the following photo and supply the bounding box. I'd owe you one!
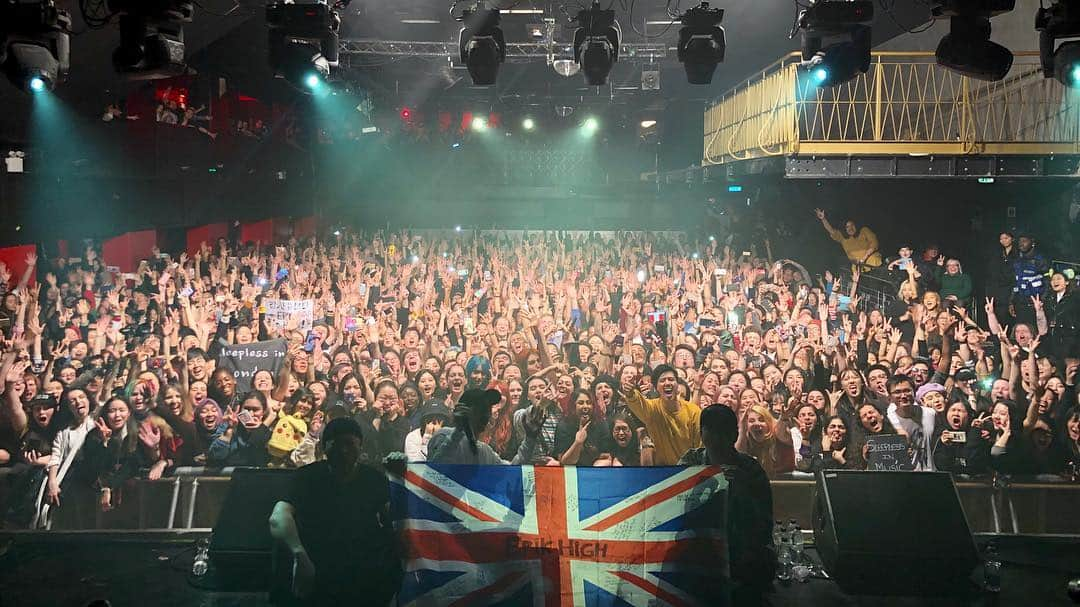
[916,382,948,413]
[269,416,402,605]
[618,364,702,465]
[427,388,544,464]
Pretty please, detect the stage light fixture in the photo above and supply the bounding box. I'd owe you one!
[522,117,535,130]
[471,116,487,131]
[0,0,71,93]
[676,2,726,85]
[108,0,195,80]
[1037,0,1080,87]
[797,0,873,88]
[458,3,505,86]
[267,1,340,93]
[931,0,1014,81]
[583,117,599,133]
[572,2,621,85]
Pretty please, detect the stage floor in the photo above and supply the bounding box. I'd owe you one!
[0,531,1077,606]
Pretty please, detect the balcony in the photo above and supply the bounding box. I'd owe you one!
[702,51,1080,179]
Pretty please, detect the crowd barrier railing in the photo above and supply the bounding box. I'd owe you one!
[3,467,1077,535]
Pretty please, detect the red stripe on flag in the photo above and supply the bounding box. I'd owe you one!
[405,469,500,523]
[583,468,720,532]
[610,570,690,607]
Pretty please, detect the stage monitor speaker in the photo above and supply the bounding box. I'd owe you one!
[812,470,978,596]
[208,467,296,591]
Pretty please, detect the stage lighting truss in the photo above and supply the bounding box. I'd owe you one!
[107,0,195,80]
[572,2,621,86]
[930,0,1015,81]
[457,3,506,86]
[266,0,341,93]
[340,39,667,61]
[0,0,71,93]
[676,2,726,85]
[1037,0,1080,88]
[796,0,874,88]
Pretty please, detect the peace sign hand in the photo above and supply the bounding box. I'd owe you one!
[575,420,591,445]
[95,417,112,442]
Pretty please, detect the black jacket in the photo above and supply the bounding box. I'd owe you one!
[1044,291,1079,358]
[931,427,990,475]
[989,245,1018,293]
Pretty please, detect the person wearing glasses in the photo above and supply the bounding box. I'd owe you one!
[884,374,938,471]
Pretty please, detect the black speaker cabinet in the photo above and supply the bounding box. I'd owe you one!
[812,470,978,595]
[208,467,296,591]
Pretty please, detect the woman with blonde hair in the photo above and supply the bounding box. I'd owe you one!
[736,405,795,478]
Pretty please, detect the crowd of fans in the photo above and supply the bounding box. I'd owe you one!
[0,209,1077,529]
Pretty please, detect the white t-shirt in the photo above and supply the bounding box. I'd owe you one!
[886,404,937,471]
[403,428,430,462]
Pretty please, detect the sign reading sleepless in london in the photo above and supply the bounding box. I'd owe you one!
[391,464,731,606]
[217,339,288,392]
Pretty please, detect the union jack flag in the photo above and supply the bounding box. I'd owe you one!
[390,464,730,606]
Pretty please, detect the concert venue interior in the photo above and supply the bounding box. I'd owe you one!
[1,0,1079,605]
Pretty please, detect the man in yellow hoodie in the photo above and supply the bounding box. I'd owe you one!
[620,365,702,465]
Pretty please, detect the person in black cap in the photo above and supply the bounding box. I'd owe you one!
[427,388,543,464]
[404,400,452,462]
[680,404,775,603]
[269,416,401,605]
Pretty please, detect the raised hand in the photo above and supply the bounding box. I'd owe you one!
[94,417,112,443]
[138,421,162,451]
[814,208,826,220]
[889,327,902,345]
[575,420,591,445]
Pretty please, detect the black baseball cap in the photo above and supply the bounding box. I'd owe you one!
[458,388,501,412]
[322,417,365,446]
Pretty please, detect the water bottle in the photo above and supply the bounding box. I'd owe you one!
[192,538,210,577]
[983,542,1001,593]
[789,521,810,582]
[775,520,792,582]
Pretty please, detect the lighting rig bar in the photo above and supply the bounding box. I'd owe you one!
[339,38,669,61]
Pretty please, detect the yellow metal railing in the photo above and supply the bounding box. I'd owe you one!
[703,51,1080,166]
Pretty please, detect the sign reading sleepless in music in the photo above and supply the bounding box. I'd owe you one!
[390,464,731,606]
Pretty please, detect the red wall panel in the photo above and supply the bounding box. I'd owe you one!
[0,244,37,288]
[186,223,229,255]
[102,230,158,273]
